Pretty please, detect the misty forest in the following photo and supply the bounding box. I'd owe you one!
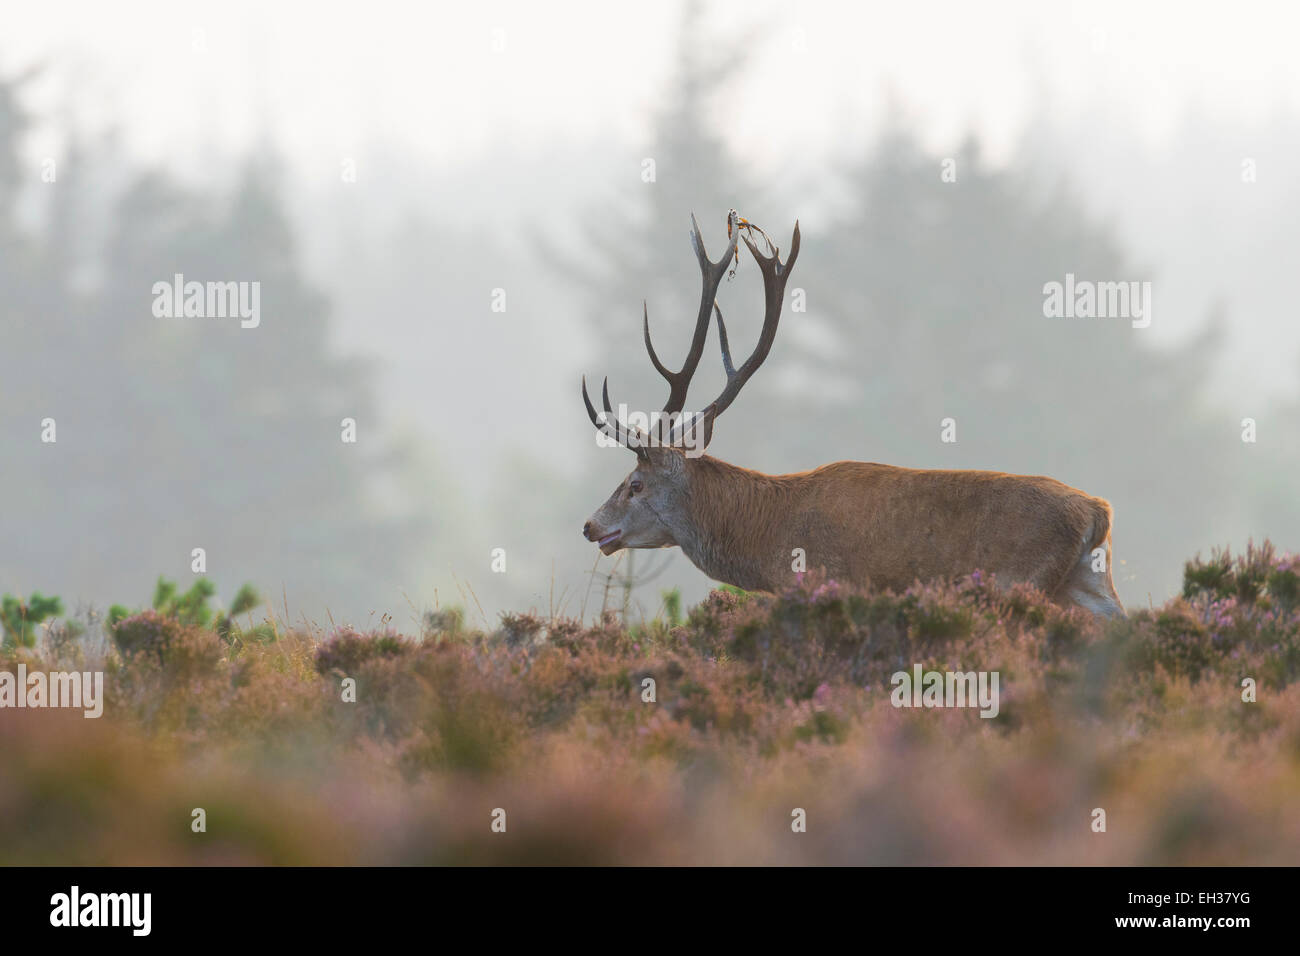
[3,3,1300,867]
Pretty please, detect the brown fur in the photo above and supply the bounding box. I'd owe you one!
[584,449,1125,618]
[581,214,1124,618]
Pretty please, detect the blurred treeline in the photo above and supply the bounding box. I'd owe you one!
[0,73,448,624]
[542,15,1300,616]
[2,11,1297,624]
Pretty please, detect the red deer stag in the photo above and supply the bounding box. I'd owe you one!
[580,211,1125,619]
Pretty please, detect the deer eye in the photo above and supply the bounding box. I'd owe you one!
[629,480,643,494]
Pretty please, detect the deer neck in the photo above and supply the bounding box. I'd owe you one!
[676,455,788,591]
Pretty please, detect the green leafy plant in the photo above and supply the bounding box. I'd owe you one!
[109,576,263,647]
[1,592,64,648]
[661,588,683,628]
[1183,540,1282,604]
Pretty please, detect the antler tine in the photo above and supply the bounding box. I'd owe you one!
[582,211,789,458]
[702,220,801,424]
[582,375,650,461]
[713,302,735,377]
[642,302,671,380]
[642,211,741,416]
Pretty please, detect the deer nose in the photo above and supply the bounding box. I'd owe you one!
[582,521,594,540]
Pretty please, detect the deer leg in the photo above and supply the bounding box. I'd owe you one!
[1057,538,1126,619]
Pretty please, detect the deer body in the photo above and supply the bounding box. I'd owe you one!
[586,452,1123,617]
[580,211,1125,619]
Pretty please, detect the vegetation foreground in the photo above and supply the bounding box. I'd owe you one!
[2,543,1299,865]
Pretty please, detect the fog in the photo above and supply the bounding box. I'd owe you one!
[2,0,1298,627]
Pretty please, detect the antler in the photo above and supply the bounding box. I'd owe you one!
[582,210,800,454]
[690,220,801,430]
[582,372,651,462]
[644,210,740,415]
[582,210,739,454]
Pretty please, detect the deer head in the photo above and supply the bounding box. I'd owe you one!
[581,210,800,554]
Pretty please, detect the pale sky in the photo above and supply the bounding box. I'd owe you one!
[5,0,1299,618]
[10,1,1300,179]
[7,0,1300,399]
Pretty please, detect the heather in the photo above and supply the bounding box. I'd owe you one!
[2,545,1299,865]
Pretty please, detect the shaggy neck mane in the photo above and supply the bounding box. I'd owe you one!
[679,455,793,588]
